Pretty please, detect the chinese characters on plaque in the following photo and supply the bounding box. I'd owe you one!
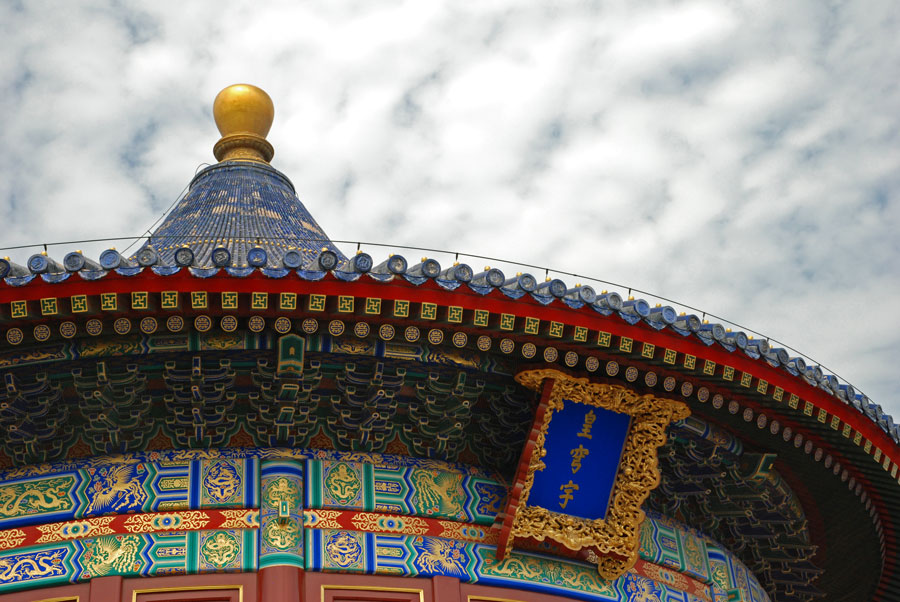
[527,400,632,520]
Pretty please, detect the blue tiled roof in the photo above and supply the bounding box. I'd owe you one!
[132,161,346,268]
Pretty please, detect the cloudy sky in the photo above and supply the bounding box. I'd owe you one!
[1,1,898,414]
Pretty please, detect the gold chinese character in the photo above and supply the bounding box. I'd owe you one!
[577,410,596,439]
[570,445,590,473]
[559,480,579,509]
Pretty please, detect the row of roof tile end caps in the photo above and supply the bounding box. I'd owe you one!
[2,246,896,445]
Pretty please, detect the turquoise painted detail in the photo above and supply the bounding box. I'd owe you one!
[259,459,304,569]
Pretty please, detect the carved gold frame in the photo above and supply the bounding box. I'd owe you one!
[510,369,690,580]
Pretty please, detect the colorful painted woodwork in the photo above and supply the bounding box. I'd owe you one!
[0,448,769,601]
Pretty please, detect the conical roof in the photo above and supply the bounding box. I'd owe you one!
[133,83,346,269]
[135,160,346,268]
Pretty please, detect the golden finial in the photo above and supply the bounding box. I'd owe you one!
[212,84,275,163]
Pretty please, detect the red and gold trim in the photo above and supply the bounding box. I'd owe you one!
[0,508,258,551]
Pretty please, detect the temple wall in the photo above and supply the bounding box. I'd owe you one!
[0,449,767,601]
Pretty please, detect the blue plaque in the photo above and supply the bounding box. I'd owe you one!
[527,400,631,520]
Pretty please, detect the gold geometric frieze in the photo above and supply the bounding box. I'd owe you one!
[161,291,179,309]
[364,297,381,315]
[337,295,355,313]
[548,321,563,338]
[190,291,208,310]
[306,294,323,312]
[10,300,27,319]
[447,306,463,323]
[393,299,409,318]
[40,297,58,316]
[132,291,149,310]
[597,331,611,347]
[100,293,117,311]
[222,291,239,310]
[71,294,89,313]
[251,292,268,310]
[420,302,437,320]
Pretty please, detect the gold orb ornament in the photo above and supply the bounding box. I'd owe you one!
[213,84,274,138]
[212,84,275,163]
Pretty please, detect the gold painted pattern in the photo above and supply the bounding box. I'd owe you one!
[0,530,26,550]
[221,509,260,529]
[123,511,210,532]
[0,477,75,518]
[480,550,617,597]
[350,513,429,534]
[437,520,499,545]
[304,509,344,529]
[36,517,116,543]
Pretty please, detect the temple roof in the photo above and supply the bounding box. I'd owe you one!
[132,160,346,269]
[131,83,346,269]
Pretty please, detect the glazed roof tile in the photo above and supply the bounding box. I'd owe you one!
[132,161,346,269]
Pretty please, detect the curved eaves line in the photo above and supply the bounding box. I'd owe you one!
[1,251,894,445]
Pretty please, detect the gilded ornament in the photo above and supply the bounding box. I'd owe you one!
[220,508,259,529]
[201,531,240,568]
[303,509,344,529]
[0,529,27,551]
[709,559,730,590]
[324,530,362,568]
[623,572,663,602]
[0,549,67,584]
[0,477,75,518]
[410,469,465,519]
[202,460,241,504]
[437,520,498,545]
[640,562,692,592]
[324,462,362,505]
[81,534,143,577]
[123,511,210,533]
[36,517,115,543]
[681,533,705,574]
[478,548,617,596]
[411,536,468,577]
[509,369,690,580]
[85,464,147,514]
[263,518,301,550]
[350,512,428,535]
[263,477,300,512]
